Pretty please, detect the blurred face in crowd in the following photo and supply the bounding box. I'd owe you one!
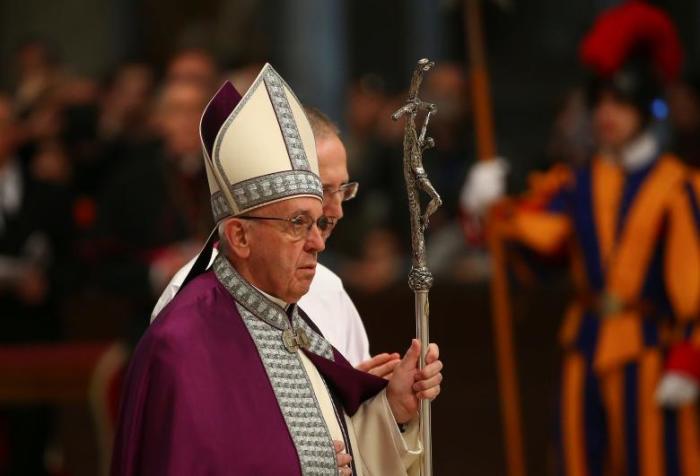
[668,82,700,134]
[223,197,325,303]
[155,81,208,158]
[0,97,18,165]
[348,79,385,136]
[105,64,154,120]
[317,132,349,237]
[16,42,52,77]
[167,50,217,89]
[424,64,469,125]
[593,91,643,151]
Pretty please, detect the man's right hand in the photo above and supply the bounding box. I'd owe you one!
[356,353,401,379]
[334,440,352,476]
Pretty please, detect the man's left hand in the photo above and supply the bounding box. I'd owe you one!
[356,353,401,379]
[386,339,442,424]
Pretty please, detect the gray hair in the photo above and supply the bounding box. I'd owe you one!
[304,106,340,139]
[217,218,232,258]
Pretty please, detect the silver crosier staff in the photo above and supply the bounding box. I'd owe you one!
[392,57,443,476]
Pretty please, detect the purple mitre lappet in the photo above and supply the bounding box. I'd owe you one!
[111,64,422,476]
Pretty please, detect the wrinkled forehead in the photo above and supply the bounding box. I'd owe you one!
[253,196,323,217]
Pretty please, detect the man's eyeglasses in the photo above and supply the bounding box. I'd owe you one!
[323,182,359,202]
[238,214,337,240]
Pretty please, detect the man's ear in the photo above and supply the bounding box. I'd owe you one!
[222,218,251,259]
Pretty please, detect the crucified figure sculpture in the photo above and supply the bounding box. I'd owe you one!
[392,58,443,275]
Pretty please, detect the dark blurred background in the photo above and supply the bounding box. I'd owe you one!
[1,0,700,474]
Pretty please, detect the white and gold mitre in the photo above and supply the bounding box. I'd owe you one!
[199,63,322,222]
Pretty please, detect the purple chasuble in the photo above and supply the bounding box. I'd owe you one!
[111,268,386,476]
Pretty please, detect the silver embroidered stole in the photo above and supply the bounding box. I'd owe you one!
[213,255,338,475]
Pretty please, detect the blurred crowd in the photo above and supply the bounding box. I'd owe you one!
[4,37,700,346]
[0,39,490,346]
[3,42,222,344]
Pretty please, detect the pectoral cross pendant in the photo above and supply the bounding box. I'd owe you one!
[282,328,310,353]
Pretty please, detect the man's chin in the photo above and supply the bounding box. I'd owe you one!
[296,267,316,281]
[291,269,315,297]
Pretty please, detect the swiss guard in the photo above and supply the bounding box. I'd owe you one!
[463,1,699,474]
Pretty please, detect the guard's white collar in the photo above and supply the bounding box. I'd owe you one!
[619,131,658,172]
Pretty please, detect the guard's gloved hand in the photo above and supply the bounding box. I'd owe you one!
[459,157,509,216]
[656,373,699,407]
[655,343,700,408]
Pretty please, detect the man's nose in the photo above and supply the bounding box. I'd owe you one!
[322,194,344,220]
[305,223,326,252]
